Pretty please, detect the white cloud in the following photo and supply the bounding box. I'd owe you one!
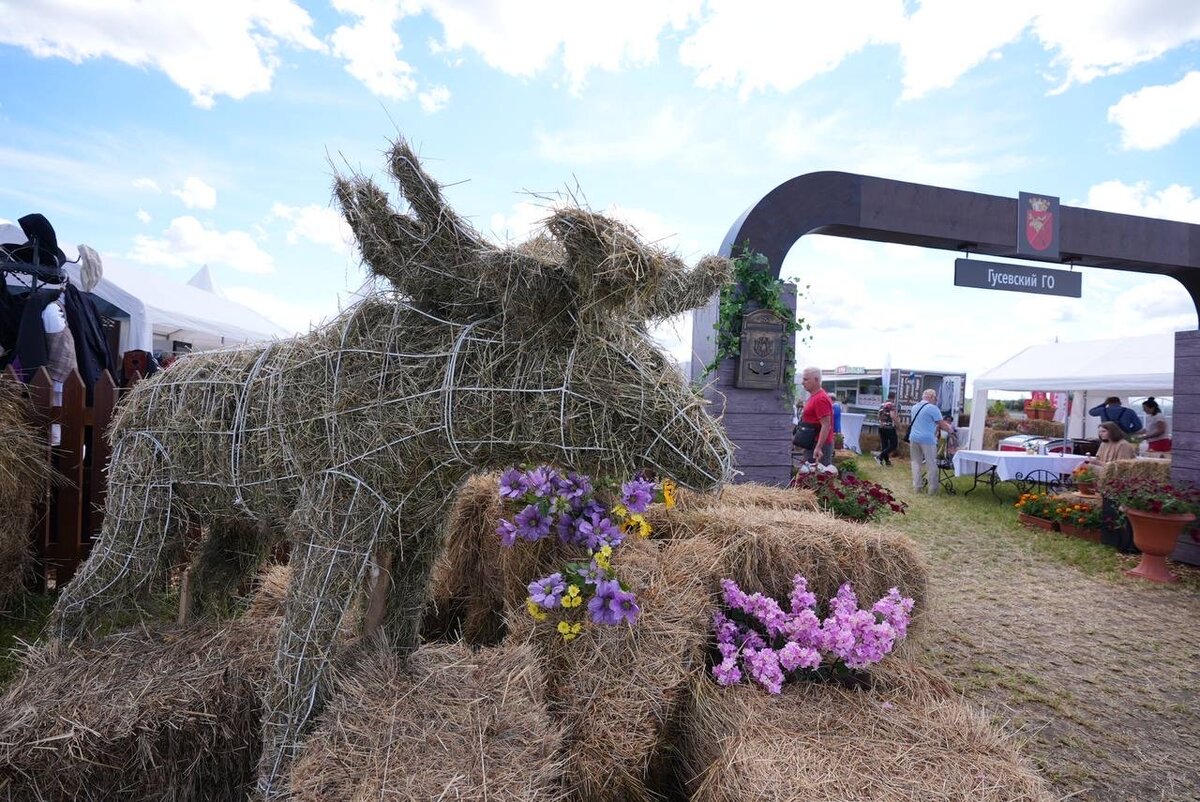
[535,105,727,170]
[129,216,275,274]
[173,177,217,209]
[416,0,701,90]
[270,203,355,254]
[418,84,451,113]
[1032,1,1200,92]
[329,0,418,100]
[1083,180,1200,223]
[132,177,160,192]
[136,209,151,224]
[679,0,904,98]
[1107,70,1200,150]
[0,0,324,108]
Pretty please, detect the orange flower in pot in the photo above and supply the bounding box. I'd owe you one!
[1103,476,1200,583]
[1071,463,1099,496]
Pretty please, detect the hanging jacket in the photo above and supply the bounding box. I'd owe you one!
[62,283,115,392]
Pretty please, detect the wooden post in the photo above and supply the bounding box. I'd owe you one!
[27,369,55,589]
[55,371,86,584]
[87,370,117,550]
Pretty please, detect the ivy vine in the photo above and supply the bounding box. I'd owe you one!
[701,245,811,400]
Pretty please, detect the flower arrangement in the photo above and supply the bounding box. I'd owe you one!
[1028,398,1053,411]
[1101,476,1200,517]
[1013,492,1058,519]
[1054,500,1102,529]
[788,470,905,522]
[497,465,677,640]
[1071,463,1098,484]
[712,576,914,694]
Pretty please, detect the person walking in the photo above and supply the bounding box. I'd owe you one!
[798,366,835,467]
[909,389,952,495]
[876,391,898,466]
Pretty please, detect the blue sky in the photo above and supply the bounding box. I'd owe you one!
[2,1,1198,389]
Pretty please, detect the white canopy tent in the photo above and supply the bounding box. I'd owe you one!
[62,260,290,354]
[967,333,1176,450]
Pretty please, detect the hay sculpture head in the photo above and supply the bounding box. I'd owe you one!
[47,137,734,799]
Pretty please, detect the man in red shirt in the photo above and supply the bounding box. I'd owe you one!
[799,366,834,466]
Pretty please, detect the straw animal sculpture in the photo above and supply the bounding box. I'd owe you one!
[289,641,566,801]
[0,569,288,801]
[44,138,734,798]
[675,661,1054,802]
[0,375,51,604]
[505,535,718,802]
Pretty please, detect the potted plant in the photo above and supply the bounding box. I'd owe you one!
[1072,463,1099,496]
[1102,476,1200,582]
[1055,499,1102,542]
[1013,492,1059,531]
[1028,398,1055,420]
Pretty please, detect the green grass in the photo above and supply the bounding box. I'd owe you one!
[0,593,56,687]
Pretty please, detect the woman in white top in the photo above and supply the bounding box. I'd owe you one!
[1141,397,1170,453]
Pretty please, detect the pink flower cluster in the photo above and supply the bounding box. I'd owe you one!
[712,575,914,694]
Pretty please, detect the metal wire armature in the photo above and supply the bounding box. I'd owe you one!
[46,137,735,798]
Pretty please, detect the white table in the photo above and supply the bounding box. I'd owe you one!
[952,449,1090,499]
[841,413,866,453]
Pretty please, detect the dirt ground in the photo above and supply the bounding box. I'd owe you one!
[874,465,1200,802]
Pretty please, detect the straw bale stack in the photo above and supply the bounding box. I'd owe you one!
[1100,457,1171,485]
[674,481,818,512]
[0,570,287,801]
[0,377,50,603]
[288,641,565,801]
[675,660,1054,802]
[505,536,717,802]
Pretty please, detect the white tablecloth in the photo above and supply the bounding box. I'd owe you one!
[841,413,866,453]
[952,450,1089,482]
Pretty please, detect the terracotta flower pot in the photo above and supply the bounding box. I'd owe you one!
[1076,481,1097,496]
[1060,523,1101,543]
[1122,507,1195,583]
[1018,513,1058,531]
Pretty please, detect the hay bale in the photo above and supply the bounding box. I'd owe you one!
[1100,457,1171,486]
[643,506,928,637]
[982,428,1003,450]
[0,377,51,604]
[675,661,1054,802]
[0,570,286,801]
[506,536,718,802]
[288,641,565,802]
[676,481,818,513]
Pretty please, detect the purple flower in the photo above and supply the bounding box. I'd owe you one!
[587,579,626,625]
[743,647,785,694]
[576,509,623,551]
[496,519,519,547]
[528,572,567,608]
[514,504,552,542]
[778,641,821,672]
[555,471,593,505]
[499,468,528,501]
[712,656,743,686]
[609,587,640,625]
[524,466,557,498]
[556,512,579,545]
[577,560,605,585]
[621,477,656,514]
[789,575,816,614]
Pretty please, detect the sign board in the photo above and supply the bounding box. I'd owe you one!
[954,258,1081,298]
[1016,191,1060,260]
[857,393,882,408]
[834,365,867,375]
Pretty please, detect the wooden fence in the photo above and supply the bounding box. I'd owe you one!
[3,365,127,591]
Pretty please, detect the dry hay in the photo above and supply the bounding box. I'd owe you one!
[505,535,718,802]
[1018,419,1064,437]
[0,573,286,802]
[46,138,734,796]
[0,376,51,604]
[982,428,1004,451]
[1100,457,1171,486]
[674,660,1054,802]
[642,505,929,640]
[675,481,818,513]
[288,640,565,801]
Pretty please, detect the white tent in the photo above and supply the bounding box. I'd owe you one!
[967,332,1177,449]
[63,260,290,354]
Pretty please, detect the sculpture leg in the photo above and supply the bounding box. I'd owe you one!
[50,433,183,641]
[255,471,389,801]
[382,513,447,653]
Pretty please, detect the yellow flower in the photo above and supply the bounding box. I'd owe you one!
[557,621,583,641]
[627,513,652,538]
[662,479,677,510]
[611,503,629,520]
[526,597,547,621]
[594,545,613,571]
[561,584,583,608]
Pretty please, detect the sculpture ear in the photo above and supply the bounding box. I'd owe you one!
[631,255,732,322]
[546,209,663,315]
